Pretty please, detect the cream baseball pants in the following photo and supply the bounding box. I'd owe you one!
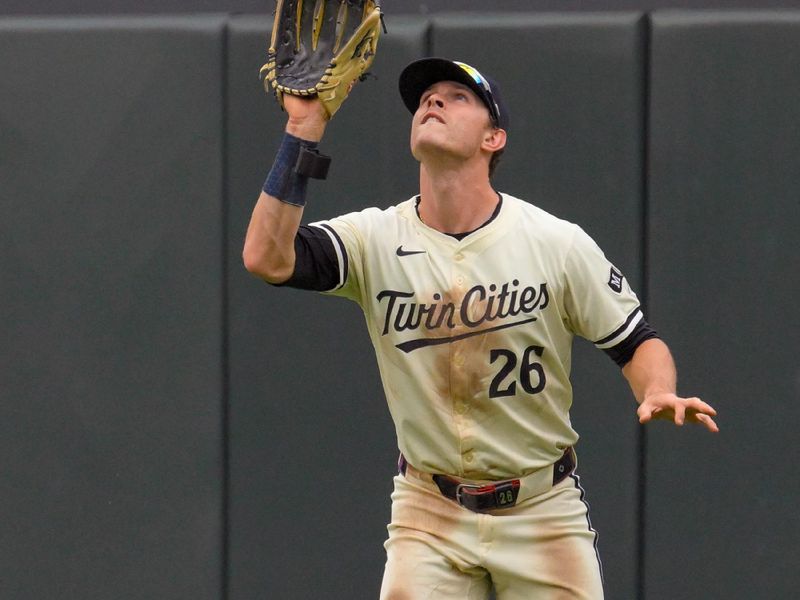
[379,468,604,599]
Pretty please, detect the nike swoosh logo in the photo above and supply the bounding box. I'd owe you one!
[396,245,427,257]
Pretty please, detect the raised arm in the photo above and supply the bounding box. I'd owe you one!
[242,96,329,283]
[622,338,719,432]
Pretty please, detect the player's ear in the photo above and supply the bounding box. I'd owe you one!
[482,127,507,153]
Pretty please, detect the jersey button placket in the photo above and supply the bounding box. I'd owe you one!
[452,261,471,473]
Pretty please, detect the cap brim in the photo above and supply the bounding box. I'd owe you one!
[399,57,490,118]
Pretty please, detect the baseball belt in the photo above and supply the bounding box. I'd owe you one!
[399,447,576,513]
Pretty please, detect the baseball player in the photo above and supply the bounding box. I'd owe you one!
[244,55,718,598]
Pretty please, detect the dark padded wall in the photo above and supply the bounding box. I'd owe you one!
[5,0,800,17]
[4,10,799,600]
[646,11,800,599]
[0,16,226,600]
[430,13,646,599]
[225,16,426,600]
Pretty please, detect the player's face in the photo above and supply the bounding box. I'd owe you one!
[410,81,497,166]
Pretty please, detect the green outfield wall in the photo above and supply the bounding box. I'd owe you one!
[1,11,797,600]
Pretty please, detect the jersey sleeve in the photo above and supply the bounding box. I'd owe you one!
[275,224,343,292]
[562,226,651,361]
[275,207,382,305]
[305,208,379,304]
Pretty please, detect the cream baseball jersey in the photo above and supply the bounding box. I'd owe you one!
[294,193,645,480]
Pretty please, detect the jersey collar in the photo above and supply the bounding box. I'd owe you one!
[414,191,503,241]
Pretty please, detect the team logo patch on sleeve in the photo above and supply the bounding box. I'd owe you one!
[608,267,624,293]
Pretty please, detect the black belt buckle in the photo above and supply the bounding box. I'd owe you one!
[455,479,521,512]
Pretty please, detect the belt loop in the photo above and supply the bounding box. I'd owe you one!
[552,447,576,486]
[397,452,408,476]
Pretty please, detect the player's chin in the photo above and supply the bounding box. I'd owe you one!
[410,138,439,164]
[411,135,465,165]
[411,129,439,152]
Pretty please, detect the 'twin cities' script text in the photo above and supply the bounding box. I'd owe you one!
[376,280,549,337]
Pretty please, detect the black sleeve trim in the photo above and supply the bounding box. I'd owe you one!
[273,225,342,291]
[594,307,643,347]
[317,223,348,288]
[603,319,660,367]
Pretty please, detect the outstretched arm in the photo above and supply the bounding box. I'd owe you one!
[622,338,719,432]
[242,96,328,283]
[245,0,382,283]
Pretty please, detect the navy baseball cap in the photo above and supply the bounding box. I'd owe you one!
[399,58,509,131]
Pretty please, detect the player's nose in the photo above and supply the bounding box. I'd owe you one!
[426,93,445,109]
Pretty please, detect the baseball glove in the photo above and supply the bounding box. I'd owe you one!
[260,0,383,119]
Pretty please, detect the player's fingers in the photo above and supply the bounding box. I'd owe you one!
[637,404,665,424]
[673,403,686,426]
[686,396,717,416]
[694,412,720,433]
[637,403,657,423]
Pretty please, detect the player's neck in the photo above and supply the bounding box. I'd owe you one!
[418,164,498,234]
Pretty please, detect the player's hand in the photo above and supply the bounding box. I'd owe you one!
[284,95,329,142]
[637,392,719,433]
